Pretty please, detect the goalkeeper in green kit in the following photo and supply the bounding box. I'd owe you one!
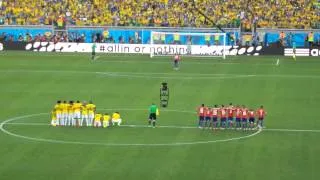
[148,103,159,128]
[91,43,96,60]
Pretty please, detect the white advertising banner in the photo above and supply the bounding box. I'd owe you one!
[285,48,320,57]
[25,42,263,56]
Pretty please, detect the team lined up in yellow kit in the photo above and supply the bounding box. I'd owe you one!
[51,100,122,128]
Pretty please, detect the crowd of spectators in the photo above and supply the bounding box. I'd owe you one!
[0,0,319,29]
[0,31,138,44]
[0,31,77,43]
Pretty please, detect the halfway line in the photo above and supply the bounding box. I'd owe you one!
[3,122,320,133]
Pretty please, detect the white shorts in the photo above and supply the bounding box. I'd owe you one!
[94,121,101,127]
[112,118,122,123]
[88,113,94,119]
[68,113,73,119]
[82,114,88,119]
[62,112,68,119]
[56,113,62,119]
[74,111,81,119]
[51,119,56,126]
[103,121,109,127]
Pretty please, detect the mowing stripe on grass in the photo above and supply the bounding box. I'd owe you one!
[1,69,320,79]
[0,69,255,80]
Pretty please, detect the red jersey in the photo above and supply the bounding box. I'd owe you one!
[205,108,213,117]
[219,108,227,118]
[174,55,180,61]
[256,108,266,118]
[212,108,219,117]
[248,111,255,118]
[227,107,234,117]
[235,108,242,118]
[197,106,205,116]
[242,108,248,118]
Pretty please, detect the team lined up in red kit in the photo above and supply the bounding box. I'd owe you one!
[197,103,266,130]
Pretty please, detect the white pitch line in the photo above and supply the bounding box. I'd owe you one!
[0,69,320,79]
[0,69,256,80]
[95,72,255,79]
[0,69,252,77]
[1,53,253,65]
[99,108,196,114]
[2,111,320,147]
[264,128,320,133]
[4,122,49,126]
[94,56,100,61]
[1,123,202,129]
[95,59,243,65]
[0,113,262,146]
[3,122,320,133]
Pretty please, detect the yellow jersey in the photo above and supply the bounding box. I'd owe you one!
[103,115,110,122]
[94,113,102,122]
[62,103,68,113]
[51,111,56,120]
[81,105,88,115]
[112,113,120,119]
[54,104,62,114]
[73,103,82,112]
[67,104,73,114]
[86,103,96,114]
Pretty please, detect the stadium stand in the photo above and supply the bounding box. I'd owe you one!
[0,0,319,47]
[0,0,319,29]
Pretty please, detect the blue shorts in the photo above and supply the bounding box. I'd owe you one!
[205,116,211,121]
[212,117,218,122]
[228,117,233,121]
[249,118,255,123]
[221,117,227,122]
[242,118,248,122]
[199,116,204,121]
[236,118,241,122]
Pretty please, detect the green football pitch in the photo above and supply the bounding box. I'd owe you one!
[0,51,320,180]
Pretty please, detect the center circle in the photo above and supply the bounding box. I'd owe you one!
[0,108,262,146]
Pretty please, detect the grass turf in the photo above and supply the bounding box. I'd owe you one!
[0,51,320,180]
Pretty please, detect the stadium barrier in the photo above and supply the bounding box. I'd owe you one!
[0,25,319,47]
[0,41,284,56]
[0,41,27,51]
[23,42,285,56]
[1,25,319,56]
